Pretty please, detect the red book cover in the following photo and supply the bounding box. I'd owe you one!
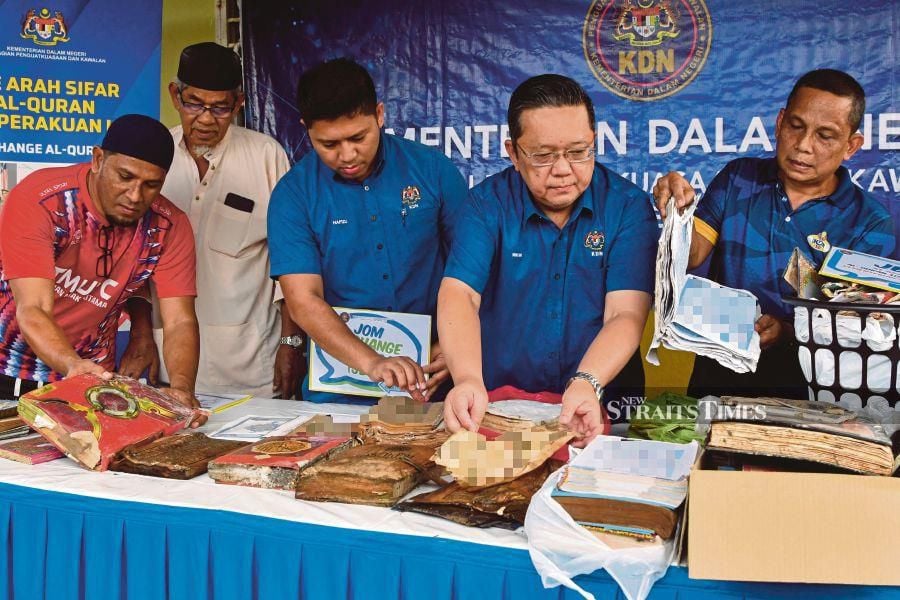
[208,435,352,490]
[0,434,65,464]
[17,374,201,471]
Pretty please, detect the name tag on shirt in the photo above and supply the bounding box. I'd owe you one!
[309,307,432,398]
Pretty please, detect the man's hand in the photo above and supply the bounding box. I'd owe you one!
[272,345,303,399]
[159,386,207,428]
[422,342,450,398]
[365,355,427,401]
[652,171,696,219]
[755,314,789,349]
[443,379,489,432]
[65,359,113,380]
[559,379,607,448]
[117,333,160,384]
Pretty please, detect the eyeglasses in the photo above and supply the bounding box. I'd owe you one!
[178,90,235,118]
[96,226,114,278]
[515,143,595,168]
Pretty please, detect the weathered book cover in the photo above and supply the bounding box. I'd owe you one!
[551,465,685,539]
[296,443,435,506]
[359,424,450,448]
[17,374,202,471]
[361,396,443,431]
[0,400,18,419]
[0,434,65,464]
[208,434,354,490]
[551,494,679,539]
[110,432,247,479]
[710,397,895,476]
[0,416,30,441]
[396,460,555,528]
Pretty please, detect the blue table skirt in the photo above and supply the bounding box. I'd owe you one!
[0,481,897,600]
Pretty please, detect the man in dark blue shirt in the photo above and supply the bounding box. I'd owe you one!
[439,75,658,444]
[653,69,895,399]
[268,58,467,403]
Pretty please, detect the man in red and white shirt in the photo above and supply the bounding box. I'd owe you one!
[0,114,201,415]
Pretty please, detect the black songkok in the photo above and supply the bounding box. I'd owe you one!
[100,114,174,171]
[177,42,242,91]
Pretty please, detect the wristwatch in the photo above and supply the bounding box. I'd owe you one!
[565,371,604,403]
[279,335,304,349]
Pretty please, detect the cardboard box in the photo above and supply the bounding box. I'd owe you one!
[688,458,900,585]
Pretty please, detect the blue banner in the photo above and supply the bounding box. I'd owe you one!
[0,0,162,164]
[243,0,899,256]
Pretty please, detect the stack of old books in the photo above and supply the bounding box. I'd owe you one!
[705,397,897,476]
[480,399,560,433]
[550,437,697,543]
[552,466,684,540]
[296,396,446,506]
[358,396,447,447]
[0,415,30,441]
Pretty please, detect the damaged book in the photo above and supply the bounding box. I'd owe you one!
[110,432,247,479]
[209,434,354,490]
[17,374,204,471]
[296,443,436,506]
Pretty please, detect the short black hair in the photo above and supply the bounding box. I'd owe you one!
[507,74,595,142]
[787,69,866,132]
[295,57,378,127]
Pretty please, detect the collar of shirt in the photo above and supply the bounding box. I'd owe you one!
[330,134,387,185]
[519,170,597,228]
[767,159,856,210]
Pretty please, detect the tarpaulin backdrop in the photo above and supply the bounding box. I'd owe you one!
[243,0,900,255]
[0,0,162,164]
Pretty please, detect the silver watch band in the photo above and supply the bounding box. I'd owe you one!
[280,335,304,348]
[566,371,604,402]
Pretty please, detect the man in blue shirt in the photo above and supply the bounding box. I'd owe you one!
[653,69,895,399]
[268,58,467,403]
[438,75,658,444]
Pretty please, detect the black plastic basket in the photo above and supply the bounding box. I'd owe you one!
[783,296,900,408]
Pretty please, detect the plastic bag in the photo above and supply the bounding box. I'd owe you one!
[524,437,698,600]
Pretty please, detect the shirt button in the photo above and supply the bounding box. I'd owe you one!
[382,274,389,280]
[548,351,556,359]
[550,312,558,319]
[377,243,384,250]
[194,196,199,201]
[371,215,377,222]
[554,273,561,280]
[211,165,216,171]
[202,181,207,186]
[364,185,370,191]
[785,216,791,222]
